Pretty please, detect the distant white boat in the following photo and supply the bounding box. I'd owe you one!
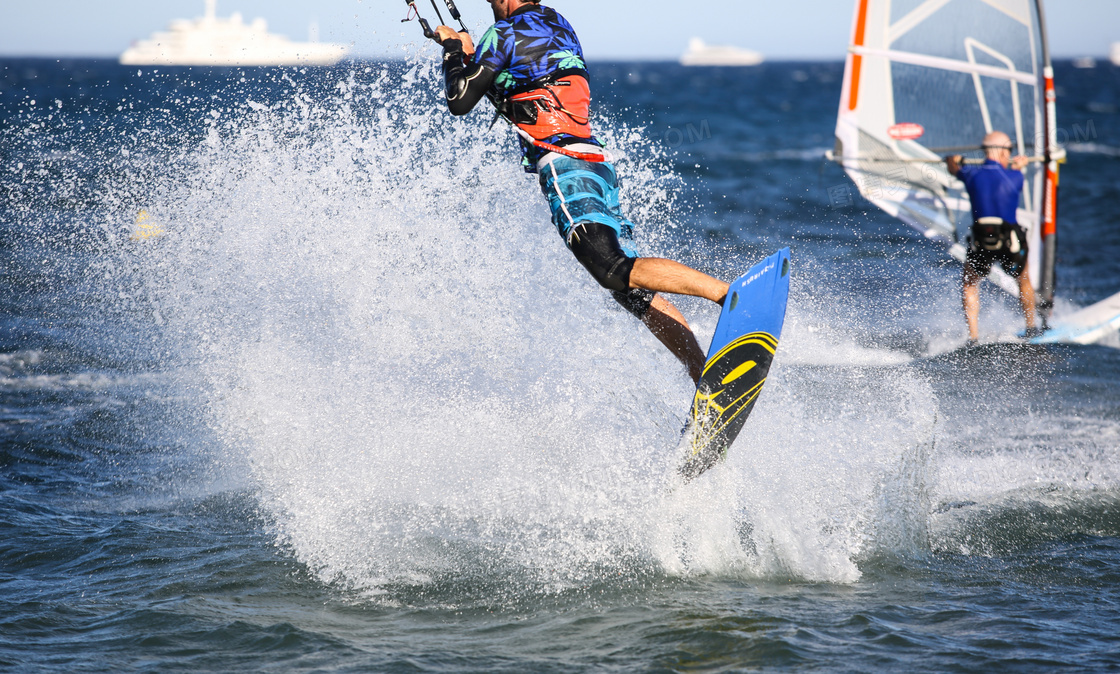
[119,0,348,67]
[679,38,763,67]
[1072,57,1096,69]
[1111,42,1120,67]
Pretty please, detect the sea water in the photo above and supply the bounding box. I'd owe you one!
[2,56,1119,671]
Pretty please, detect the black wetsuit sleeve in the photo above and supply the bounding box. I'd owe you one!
[441,39,497,117]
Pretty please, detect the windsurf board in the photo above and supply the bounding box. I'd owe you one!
[1026,289,1120,345]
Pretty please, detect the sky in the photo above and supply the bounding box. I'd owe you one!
[1,0,1118,61]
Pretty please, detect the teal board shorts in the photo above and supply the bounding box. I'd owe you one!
[538,155,654,318]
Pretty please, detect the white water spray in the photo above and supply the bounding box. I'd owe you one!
[112,60,942,593]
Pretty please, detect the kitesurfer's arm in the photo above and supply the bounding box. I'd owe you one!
[437,26,495,117]
[436,26,474,56]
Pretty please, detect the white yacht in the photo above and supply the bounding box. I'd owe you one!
[679,38,763,67]
[1111,42,1120,67]
[119,0,348,67]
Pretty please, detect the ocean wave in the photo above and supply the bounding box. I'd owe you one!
[1065,142,1120,157]
[0,350,42,377]
[0,370,167,392]
[931,487,1120,556]
[730,147,833,163]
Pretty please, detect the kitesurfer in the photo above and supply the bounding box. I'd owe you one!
[946,131,1040,343]
[432,0,729,384]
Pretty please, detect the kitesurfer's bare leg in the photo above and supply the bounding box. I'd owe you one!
[627,258,727,383]
[1018,259,1038,332]
[963,263,982,343]
[642,294,706,385]
[629,257,729,305]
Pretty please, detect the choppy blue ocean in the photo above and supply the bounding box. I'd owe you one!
[2,53,1119,671]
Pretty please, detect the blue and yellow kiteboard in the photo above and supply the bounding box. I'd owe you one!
[678,248,791,481]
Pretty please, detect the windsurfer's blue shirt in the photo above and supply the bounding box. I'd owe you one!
[956,159,1025,224]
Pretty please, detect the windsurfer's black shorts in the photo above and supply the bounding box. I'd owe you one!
[966,221,1028,278]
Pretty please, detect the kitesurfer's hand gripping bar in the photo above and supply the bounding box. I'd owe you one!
[402,0,468,43]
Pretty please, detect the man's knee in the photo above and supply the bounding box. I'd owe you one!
[612,288,655,319]
[568,222,636,293]
[587,256,634,292]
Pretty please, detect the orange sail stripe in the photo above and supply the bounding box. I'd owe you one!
[848,0,870,111]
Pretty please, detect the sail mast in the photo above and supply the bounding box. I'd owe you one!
[1035,0,1059,325]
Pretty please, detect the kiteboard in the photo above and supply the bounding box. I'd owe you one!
[678,248,791,482]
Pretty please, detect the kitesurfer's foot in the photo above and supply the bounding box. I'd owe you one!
[1023,326,1045,339]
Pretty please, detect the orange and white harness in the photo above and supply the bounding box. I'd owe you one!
[502,75,608,163]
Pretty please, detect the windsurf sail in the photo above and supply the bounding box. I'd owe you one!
[832,0,1061,313]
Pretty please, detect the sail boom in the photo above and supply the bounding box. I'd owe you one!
[848,46,1038,85]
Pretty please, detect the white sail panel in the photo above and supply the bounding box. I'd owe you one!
[835,0,1048,293]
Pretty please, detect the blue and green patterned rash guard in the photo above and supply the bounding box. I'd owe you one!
[441,3,602,171]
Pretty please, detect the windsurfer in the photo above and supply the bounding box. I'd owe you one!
[946,131,1039,343]
[431,0,729,384]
